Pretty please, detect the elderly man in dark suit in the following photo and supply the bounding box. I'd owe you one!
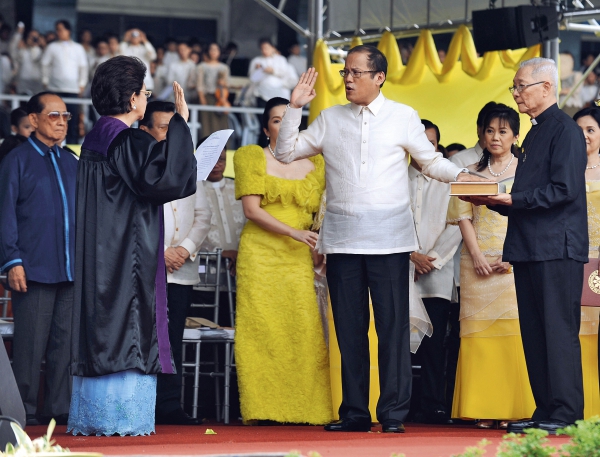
[0,92,77,425]
[475,57,588,435]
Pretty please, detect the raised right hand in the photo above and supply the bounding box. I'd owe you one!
[8,266,27,292]
[289,67,318,109]
[290,229,319,249]
[173,81,189,122]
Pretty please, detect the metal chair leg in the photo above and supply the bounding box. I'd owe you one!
[224,341,231,424]
[192,340,201,419]
[214,344,221,422]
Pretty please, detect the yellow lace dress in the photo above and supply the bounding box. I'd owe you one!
[582,181,600,418]
[233,145,333,424]
[447,178,536,420]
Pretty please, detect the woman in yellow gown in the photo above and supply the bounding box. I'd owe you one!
[447,105,535,427]
[233,97,333,424]
[573,107,600,418]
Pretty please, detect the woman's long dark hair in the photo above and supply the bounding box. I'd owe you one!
[476,104,521,172]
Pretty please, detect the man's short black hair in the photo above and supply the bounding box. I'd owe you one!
[446,143,466,153]
[55,19,71,31]
[476,102,499,128]
[91,56,146,116]
[139,101,176,128]
[26,91,60,115]
[421,119,440,143]
[259,37,273,47]
[346,45,388,88]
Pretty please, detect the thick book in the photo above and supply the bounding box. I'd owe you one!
[450,182,506,196]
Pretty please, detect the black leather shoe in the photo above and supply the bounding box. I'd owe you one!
[156,408,199,425]
[53,414,69,425]
[381,420,405,433]
[507,420,538,433]
[537,420,570,435]
[26,415,40,426]
[324,419,371,432]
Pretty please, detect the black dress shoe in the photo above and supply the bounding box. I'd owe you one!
[26,414,40,426]
[507,420,538,433]
[324,419,372,432]
[53,414,69,425]
[412,410,450,424]
[537,420,570,435]
[156,408,199,425]
[381,420,405,433]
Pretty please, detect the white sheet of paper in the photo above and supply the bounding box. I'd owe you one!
[195,129,234,181]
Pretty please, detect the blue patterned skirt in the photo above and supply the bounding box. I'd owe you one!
[67,369,156,436]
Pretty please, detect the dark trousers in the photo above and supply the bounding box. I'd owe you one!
[55,92,80,144]
[513,258,584,424]
[327,252,411,423]
[419,297,451,414]
[11,281,73,417]
[156,283,193,415]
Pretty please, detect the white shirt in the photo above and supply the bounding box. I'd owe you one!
[15,45,42,82]
[408,166,461,300]
[41,40,88,93]
[119,41,157,89]
[166,59,196,98]
[276,92,464,254]
[163,51,179,69]
[248,54,296,101]
[287,54,307,78]
[200,179,246,252]
[449,142,483,168]
[164,184,212,285]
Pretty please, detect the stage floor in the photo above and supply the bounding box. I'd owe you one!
[24,423,571,457]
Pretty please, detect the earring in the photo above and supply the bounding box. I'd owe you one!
[132,104,137,110]
[266,137,270,142]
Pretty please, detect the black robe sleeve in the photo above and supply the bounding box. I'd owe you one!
[110,113,197,205]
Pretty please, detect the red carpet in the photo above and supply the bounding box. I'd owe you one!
[24,423,570,457]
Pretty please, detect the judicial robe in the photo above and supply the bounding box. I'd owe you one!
[71,113,197,377]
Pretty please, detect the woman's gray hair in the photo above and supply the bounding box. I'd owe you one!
[519,57,558,89]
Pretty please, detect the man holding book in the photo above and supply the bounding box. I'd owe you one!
[475,57,588,435]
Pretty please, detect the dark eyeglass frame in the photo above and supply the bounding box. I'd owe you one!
[508,81,546,94]
[39,111,72,121]
[339,69,379,79]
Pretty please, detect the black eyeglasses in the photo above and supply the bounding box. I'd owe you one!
[339,69,379,78]
[508,81,547,94]
[39,111,72,121]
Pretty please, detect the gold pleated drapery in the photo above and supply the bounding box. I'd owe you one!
[309,26,540,147]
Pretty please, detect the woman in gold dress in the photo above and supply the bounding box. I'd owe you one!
[447,105,535,428]
[573,107,600,418]
[233,97,333,424]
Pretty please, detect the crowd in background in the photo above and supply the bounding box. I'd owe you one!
[0,15,308,144]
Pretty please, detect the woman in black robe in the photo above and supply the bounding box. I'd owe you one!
[68,56,196,436]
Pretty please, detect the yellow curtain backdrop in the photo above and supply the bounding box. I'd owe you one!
[319,26,540,422]
[310,25,540,147]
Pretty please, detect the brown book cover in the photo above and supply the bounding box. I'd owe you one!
[450,182,506,196]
